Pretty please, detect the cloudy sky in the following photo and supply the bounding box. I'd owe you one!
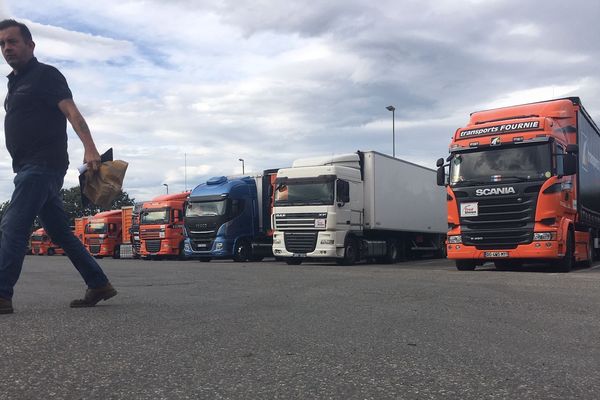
[0,0,599,202]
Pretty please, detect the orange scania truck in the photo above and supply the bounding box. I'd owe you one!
[437,97,600,272]
[139,192,190,259]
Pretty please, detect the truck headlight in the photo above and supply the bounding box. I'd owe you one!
[215,242,223,250]
[320,239,334,245]
[447,235,462,244]
[533,232,556,241]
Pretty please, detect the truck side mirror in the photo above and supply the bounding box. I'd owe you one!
[336,180,350,204]
[565,144,579,154]
[562,154,577,176]
[436,166,446,186]
[436,158,444,168]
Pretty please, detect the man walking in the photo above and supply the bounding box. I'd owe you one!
[0,19,117,314]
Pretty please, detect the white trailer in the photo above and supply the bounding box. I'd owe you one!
[272,151,446,265]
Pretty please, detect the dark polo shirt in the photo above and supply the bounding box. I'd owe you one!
[4,57,72,172]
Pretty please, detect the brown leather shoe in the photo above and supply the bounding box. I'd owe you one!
[70,283,117,308]
[0,297,13,314]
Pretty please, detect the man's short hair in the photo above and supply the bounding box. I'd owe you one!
[0,19,33,42]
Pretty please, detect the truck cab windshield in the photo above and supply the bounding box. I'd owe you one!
[450,143,552,186]
[186,200,227,217]
[141,208,169,224]
[86,223,107,234]
[274,179,335,206]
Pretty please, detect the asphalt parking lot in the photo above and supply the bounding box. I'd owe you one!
[1,255,599,399]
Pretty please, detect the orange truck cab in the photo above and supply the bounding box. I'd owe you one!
[437,97,600,272]
[139,192,190,259]
[85,209,123,259]
[30,228,64,256]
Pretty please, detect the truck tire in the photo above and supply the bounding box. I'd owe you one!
[377,240,399,264]
[554,230,574,273]
[385,240,399,264]
[337,237,358,266]
[233,240,250,262]
[286,258,303,265]
[455,260,476,271]
[47,248,55,256]
[113,245,121,259]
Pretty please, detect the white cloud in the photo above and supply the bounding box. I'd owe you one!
[0,0,598,204]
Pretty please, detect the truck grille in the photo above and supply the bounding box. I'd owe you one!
[145,240,161,253]
[284,232,317,254]
[89,245,101,254]
[141,229,161,240]
[275,213,326,231]
[456,184,540,249]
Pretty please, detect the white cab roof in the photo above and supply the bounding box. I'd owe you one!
[292,153,359,168]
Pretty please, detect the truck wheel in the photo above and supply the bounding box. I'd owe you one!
[455,260,476,271]
[286,258,303,265]
[113,245,121,259]
[233,240,250,262]
[554,230,574,273]
[47,248,55,256]
[383,240,399,264]
[337,238,358,266]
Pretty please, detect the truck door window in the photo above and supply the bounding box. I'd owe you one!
[230,199,245,218]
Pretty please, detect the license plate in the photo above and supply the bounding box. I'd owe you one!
[484,251,509,258]
[292,253,306,258]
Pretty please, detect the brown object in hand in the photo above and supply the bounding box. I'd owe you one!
[82,160,128,208]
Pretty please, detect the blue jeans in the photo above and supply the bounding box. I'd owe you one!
[0,164,109,300]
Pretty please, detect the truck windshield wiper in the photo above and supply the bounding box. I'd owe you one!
[451,179,489,186]
[493,175,536,182]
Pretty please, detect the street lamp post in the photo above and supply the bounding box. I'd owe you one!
[163,183,169,194]
[386,105,396,158]
[239,158,245,175]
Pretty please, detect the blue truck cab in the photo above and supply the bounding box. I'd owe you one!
[184,173,276,262]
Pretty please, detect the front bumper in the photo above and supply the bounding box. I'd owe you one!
[272,231,345,259]
[184,238,233,258]
[447,240,561,260]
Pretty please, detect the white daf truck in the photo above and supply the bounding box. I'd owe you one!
[271,151,446,265]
